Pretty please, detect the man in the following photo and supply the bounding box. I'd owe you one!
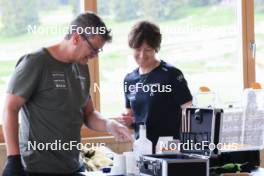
[2,12,132,175]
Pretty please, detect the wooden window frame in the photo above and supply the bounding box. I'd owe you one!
[240,0,255,88]
[81,0,110,138]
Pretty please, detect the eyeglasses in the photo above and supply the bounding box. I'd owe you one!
[82,35,103,54]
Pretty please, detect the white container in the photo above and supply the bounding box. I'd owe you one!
[241,88,264,147]
[155,136,174,154]
[132,125,152,175]
[124,151,137,175]
[193,91,218,108]
[133,125,152,159]
[110,154,126,175]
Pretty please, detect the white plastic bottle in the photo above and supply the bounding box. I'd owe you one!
[133,124,152,175]
[133,125,152,159]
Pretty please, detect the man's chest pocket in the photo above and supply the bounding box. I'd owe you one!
[32,83,70,111]
[32,71,89,111]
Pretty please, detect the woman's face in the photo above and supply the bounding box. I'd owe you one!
[133,42,156,67]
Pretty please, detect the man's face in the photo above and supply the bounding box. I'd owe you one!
[73,34,105,65]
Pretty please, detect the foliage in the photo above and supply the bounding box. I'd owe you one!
[0,0,39,36]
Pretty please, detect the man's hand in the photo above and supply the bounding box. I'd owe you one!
[106,120,133,142]
[3,155,27,176]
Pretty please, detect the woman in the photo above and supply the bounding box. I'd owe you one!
[120,21,192,149]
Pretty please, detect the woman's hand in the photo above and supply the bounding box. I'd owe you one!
[117,109,134,127]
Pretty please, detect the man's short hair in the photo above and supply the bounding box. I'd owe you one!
[128,21,161,52]
[65,11,112,42]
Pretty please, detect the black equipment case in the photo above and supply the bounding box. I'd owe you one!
[138,107,260,176]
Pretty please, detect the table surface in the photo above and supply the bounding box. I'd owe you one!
[81,168,264,176]
[251,168,264,175]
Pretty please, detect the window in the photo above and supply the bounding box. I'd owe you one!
[0,0,262,142]
[98,0,243,117]
[0,0,81,122]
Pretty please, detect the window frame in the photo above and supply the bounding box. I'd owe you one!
[81,0,110,138]
[240,0,256,88]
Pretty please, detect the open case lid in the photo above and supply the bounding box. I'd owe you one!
[180,107,223,156]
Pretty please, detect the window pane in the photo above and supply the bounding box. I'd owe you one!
[0,0,81,123]
[98,0,242,117]
[255,0,264,85]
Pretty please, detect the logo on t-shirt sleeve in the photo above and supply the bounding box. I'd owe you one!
[176,74,184,82]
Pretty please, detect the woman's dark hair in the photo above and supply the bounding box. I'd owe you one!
[128,21,161,52]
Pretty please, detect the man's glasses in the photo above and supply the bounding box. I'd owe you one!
[82,35,103,54]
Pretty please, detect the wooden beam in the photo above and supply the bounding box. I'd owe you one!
[84,0,97,12]
[82,0,110,137]
[83,0,100,112]
[240,0,255,88]
[0,126,4,143]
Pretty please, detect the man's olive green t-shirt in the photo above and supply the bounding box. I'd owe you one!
[7,48,90,174]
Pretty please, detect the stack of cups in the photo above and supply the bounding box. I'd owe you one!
[110,152,138,175]
[124,151,138,175]
[110,154,126,175]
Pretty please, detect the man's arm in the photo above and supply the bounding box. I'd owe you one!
[3,94,26,155]
[83,98,108,132]
[2,94,27,176]
[83,99,132,141]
